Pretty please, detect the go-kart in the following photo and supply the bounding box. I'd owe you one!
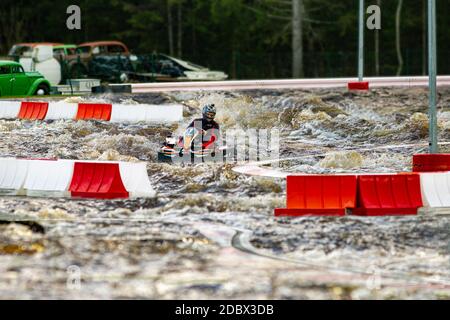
[157,127,226,163]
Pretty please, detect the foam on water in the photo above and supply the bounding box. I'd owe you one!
[0,88,449,299]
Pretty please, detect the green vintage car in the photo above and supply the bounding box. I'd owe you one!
[0,61,51,97]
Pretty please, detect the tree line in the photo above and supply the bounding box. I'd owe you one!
[0,0,448,79]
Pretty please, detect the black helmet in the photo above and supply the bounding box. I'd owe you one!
[202,104,216,121]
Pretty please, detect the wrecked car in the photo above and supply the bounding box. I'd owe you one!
[64,41,131,78]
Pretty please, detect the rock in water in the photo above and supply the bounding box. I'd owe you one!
[319,151,363,169]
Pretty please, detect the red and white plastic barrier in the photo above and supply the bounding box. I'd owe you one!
[131,76,450,93]
[275,172,450,217]
[0,101,183,123]
[0,158,156,199]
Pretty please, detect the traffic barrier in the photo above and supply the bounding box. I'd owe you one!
[45,102,78,120]
[23,159,74,197]
[0,158,156,199]
[131,76,450,93]
[0,101,183,123]
[0,158,29,195]
[69,162,129,199]
[413,154,450,172]
[348,82,369,90]
[352,174,423,216]
[0,101,21,119]
[118,162,156,198]
[76,103,112,121]
[419,172,450,208]
[18,101,49,120]
[110,104,184,123]
[274,175,358,217]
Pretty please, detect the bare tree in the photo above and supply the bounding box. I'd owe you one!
[167,0,174,56]
[177,1,183,57]
[422,0,427,75]
[395,0,403,76]
[245,0,304,78]
[292,0,304,78]
[0,6,28,54]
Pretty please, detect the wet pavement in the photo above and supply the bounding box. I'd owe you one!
[0,87,449,299]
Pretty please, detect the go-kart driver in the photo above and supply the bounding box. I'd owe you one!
[163,104,220,151]
[186,104,220,149]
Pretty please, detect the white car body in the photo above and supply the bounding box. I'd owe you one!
[165,55,228,81]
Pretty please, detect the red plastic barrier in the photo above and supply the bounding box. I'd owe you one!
[76,103,112,121]
[18,102,49,120]
[274,175,358,217]
[413,154,450,172]
[352,174,423,216]
[69,162,129,199]
[348,82,369,90]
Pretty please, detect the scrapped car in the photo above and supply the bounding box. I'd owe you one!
[53,44,77,58]
[0,61,51,96]
[136,54,228,81]
[8,43,64,60]
[160,54,228,81]
[64,41,131,78]
[88,55,135,82]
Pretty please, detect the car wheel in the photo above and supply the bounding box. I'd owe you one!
[35,84,50,96]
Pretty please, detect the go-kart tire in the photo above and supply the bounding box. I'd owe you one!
[157,152,172,163]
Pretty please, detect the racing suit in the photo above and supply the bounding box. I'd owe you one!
[187,118,220,149]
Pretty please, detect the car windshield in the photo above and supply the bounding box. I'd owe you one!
[66,48,77,55]
[76,46,91,54]
[108,45,125,53]
[8,45,33,57]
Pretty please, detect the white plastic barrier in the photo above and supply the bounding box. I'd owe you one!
[0,101,21,119]
[110,104,146,123]
[119,162,156,198]
[0,158,29,195]
[45,102,78,120]
[0,158,156,199]
[420,172,450,207]
[110,104,183,123]
[23,159,75,197]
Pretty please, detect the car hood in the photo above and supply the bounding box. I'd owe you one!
[24,71,44,79]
